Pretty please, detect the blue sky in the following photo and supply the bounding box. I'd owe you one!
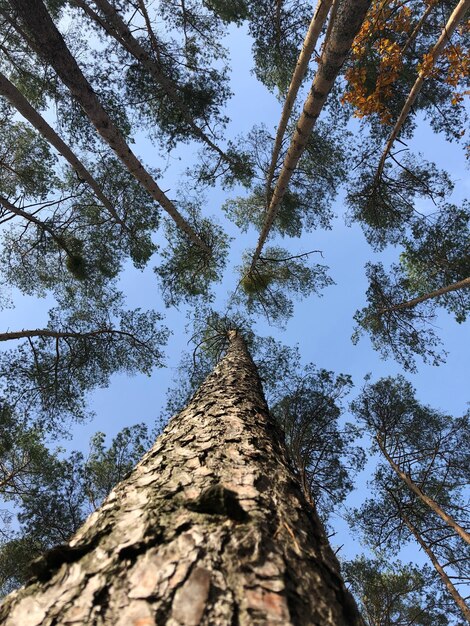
[1,18,468,564]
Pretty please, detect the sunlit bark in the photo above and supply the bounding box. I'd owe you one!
[251,0,372,269]
[265,0,333,200]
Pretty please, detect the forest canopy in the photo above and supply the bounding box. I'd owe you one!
[0,0,468,622]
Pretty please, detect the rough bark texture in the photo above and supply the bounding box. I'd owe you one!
[8,0,209,252]
[0,332,363,625]
[251,0,372,269]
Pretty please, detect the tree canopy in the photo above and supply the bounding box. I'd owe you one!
[0,0,468,621]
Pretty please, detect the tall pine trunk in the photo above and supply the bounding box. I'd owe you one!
[0,331,361,625]
[251,0,372,268]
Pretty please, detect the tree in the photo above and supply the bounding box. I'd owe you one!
[0,70,123,228]
[343,556,459,626]
[350,377,470,621]
[251,0,372,267]
[7,0,209,251]
[0,0,469,622]
[0,331,363,624]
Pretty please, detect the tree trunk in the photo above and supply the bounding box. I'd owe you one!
[73,0,233,168]
[265,0,333,201]
[0,70,125,230]
[376,435,470,545]
[388,490,470,623]
[8,0,210,253]
[0,331,362,625]
[251,0,372,269]
[376,0,470,179]
[378,276,470,314]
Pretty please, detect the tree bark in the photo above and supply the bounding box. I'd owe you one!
[251,0,372,269]
[0,70,125,229]
[376,0,470,179]
[8,0,210,253]
[0,331,363,625]
[265,0,333,201]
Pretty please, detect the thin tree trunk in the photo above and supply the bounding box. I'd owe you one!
[321,0,340,55]
[251,0,372,270]
[376,0,470,179]
[401,2,435,56]
[397,503,470,622]
[0,331,363,625]
[378,277,470,314]
[377,435,470,545]
[8,0,210,253]
[0,71,127,229]
[74,0,234,168]
[265,0,333,201]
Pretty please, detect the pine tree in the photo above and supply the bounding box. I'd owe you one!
[0,331,363,625]
[0,0,469,622]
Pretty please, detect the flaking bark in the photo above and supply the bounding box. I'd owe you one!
[8,0,209,253]
[0,331,363,625]
[252,0,372,269]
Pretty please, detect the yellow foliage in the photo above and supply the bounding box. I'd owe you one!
[342,1,469,124]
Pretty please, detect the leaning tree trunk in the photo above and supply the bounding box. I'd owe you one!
[0,331,362,625]
[0,70,124,230]
[251,0,372,269]
[8,0,209,253]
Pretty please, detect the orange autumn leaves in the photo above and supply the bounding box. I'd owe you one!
[342,0,469,124]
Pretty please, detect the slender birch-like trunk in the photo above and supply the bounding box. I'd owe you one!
[401,2,435,55]
[8,0,210,253]
[73,0,233,167]
[0,71,127,228]
[265,0,333,200]
[0,331,363,625]
[251,0,372,269]
[378,277,470,314]
[377,435,470,545]
[376,0,470,179]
